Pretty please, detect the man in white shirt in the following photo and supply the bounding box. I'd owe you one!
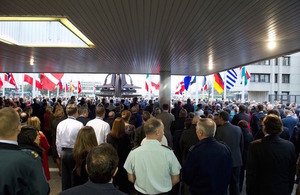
[86,105,110,144]
[56,103,83,190]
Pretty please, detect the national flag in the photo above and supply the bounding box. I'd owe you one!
[175,81,185,95]
[24,74,43,89]
[240,66,250,86]
[36,74,42,89]
[226,69,238,90]
[58,80,63,91]
[40,73,64,91]
[190,76,196,85]
[201,76,208,91]
[214,73,224,94]
[70,80,73,92]
[65,84,68,91]
[184,76,192,91]
[78,81,82,93]
[5,73,18,92]
[151,81,160,90]
[145,74,152,93]
[0,77,3,90]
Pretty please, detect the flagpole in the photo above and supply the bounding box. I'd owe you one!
[211,75,214,101]
[77,81,79,99]
[57,85,59,97]
[22,74,24,98]
[195,76,199,105]
[2,74,5,97]
[48,90,50,98]
[65,84,66,98]
[224,71,227,100]
[33,74,36,98]
[242,76,245,103]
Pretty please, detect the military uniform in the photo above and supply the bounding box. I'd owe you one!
[0,142,49,195]
[124,139,181,194]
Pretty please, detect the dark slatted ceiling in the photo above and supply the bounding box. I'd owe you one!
[0,0,300,75]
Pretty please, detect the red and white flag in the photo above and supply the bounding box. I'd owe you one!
[78,81,82,93]
[40,73,64,91]
[24,74,43,89]
[175,81,185,95]
[5,73,18,92]
[0,76,3,90]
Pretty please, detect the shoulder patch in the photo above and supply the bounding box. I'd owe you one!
[131,145,140,151]
[161,144,172,150]
[22,149,40,159]
[189,145,195,152]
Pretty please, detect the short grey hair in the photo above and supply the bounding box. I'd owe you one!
[197,118,216,137]
[144,118,163,135]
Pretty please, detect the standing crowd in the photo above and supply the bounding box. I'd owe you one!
[1,95,300,195]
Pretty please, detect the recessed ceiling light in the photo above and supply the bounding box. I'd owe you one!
[0,17,94,48]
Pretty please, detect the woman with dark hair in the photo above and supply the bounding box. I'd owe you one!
[107,117,132,193]
[121,110,135,146]
[73,126,98,186]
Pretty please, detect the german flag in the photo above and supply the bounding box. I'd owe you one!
[214,73,224,94]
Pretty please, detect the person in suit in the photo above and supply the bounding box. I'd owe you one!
[282,109,298,140]
[134,111,151,146]
[246,114,296,195]
[0,107,49,194]
[61,143,126,195]
[215,111,244,195]
[250,104,266,140]
[76,106,91,126]
[182,118,233,195]
[231,104,250,126]
[156,104,175,147]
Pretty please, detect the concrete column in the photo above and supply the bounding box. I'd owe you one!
[159,71,171,108]
[270,58,275,103]
[278,56,283,95]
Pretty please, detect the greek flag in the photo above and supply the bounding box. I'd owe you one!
[226,69,237,90]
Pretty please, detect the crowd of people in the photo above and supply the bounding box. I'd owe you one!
[1,95,300,195]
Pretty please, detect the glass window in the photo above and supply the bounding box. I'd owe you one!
[275,74,278,83]
[264,60,270,65]
[282,74,290,83]
[283,56,290,66]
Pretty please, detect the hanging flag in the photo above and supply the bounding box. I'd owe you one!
[214,73,224,94]
[70,80,73,92]
[226,69,237,90]
[24,74,33,85]
[40,73,64,91]
[36,74,42,89]
[151,81,160,90]
[184,76,192,91]
[175,81,185,95]
[78,81,82,93]
[145,74,152,93]
[65,83,69,91]
[190,76,196,85]
[5,73,18,92]
[58,80,63,91]
[240,66,251,86]
[0,76,3,90]
[201,76,208,91]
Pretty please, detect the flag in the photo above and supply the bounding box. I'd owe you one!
[58,80,63,91]
[226,69,237,90]
[40,73,64,91]
[201,76,207,91]
[175,81,185,95]
[214,73,224,94]
[151,81,159,90]
[0,77,3,90]
[36,74,43,89]
[70,80,73,92]
[184,76,192,91]
[5,73,18,92]
[78,81,82,93]
[240,66,250,86]
[24,74,33,85]
[65,84,68,91]
[145,74,152,93]
[190,76,196,85]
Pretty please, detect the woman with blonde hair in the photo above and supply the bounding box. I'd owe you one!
[107,117,132,193]
[73,126,98,186]
[28,116,51,181]
[121,110,135,145]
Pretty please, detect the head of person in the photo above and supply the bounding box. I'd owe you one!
[18,126,40,146]
[184,118,192,129]
[237,120,249,129]
[20,112,29,125]
[121,110,131,123]
[179,109,187,118]
[108,111,115,119]
[239,105,246,113]
[66,103,78,117]
[267,109,280,117]
[95,105,105,118]
[86,143,119,183]
[0,107,21,140]
[191,115,200,125]
[142,111,151,123]
[196,118,216,140]
[155,107,161,115]
[46,106,52,113]
[262,114,283,135]
[218,111,230,125]
[110,117,126,139]
[162,104,169,111]
[78,106,89,117]
[144,118,164,142]
[257,104,264,112]
[54,105,65,119]
[27,116,41,131]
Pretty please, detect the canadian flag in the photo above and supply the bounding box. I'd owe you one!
[40,73,64,91]
[0,77,3,90]
[78,81,82,93]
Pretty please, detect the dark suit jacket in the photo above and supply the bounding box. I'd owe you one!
[179,125,199,163]
[182,137,232,195]
[215,122,244,167]
[282,116,298,140]
[231,112,250,126]
[246,135,296,195]
[77,116,91,126]
[61,181,127,195]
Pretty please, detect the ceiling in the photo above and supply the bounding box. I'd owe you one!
[1,0,300,75]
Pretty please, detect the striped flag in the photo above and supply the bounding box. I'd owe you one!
[40,73,64,91]
[226,69,237,90]
[214,73,224,94]
[201,76,207,91]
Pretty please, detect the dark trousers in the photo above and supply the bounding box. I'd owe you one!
[239,165,246,192]
[230,167,240,195]
[61,148,75,190]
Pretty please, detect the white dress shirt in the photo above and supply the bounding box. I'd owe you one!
[86,117,110,145]
[56,116,83,157]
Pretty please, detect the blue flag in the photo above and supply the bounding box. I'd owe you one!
[184,76,192,91]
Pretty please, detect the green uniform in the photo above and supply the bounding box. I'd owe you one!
[0,142,49,195]
[124,139,181,194]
